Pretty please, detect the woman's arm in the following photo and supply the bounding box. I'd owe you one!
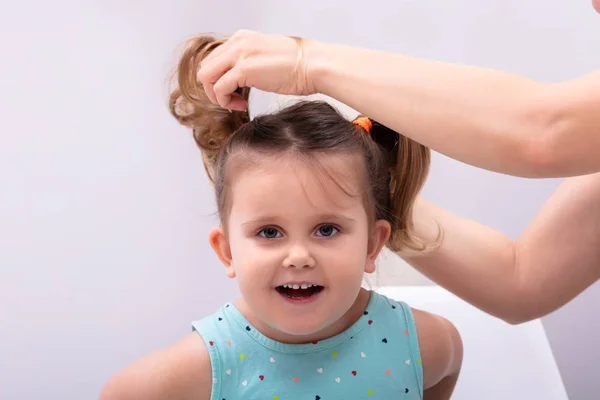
[404,173,600,324]
[196,30,600,177]
[307,41,600,178]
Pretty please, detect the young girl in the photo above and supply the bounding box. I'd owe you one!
[100,35,462,400]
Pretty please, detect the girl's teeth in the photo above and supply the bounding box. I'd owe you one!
[282,283,315,289]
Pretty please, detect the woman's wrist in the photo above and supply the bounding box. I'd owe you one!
[304,39,338,96]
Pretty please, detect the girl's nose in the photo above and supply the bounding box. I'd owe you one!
[282,243,316,269]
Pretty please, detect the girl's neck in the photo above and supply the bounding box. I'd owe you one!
[234,288,371,344]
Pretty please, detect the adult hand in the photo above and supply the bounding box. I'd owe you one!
[198,30,317,111]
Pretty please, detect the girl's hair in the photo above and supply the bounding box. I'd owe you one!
[169,35,438,253]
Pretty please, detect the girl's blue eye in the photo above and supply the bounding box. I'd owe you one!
[316,225,339,237]
[259,227,281,239]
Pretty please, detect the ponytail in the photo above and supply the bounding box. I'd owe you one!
[358,118,440,253]
[168,35,251,183]
[388,133,431,252]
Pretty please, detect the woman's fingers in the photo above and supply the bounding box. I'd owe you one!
[226,93,248,112]
[198,36,247,105]
[195,30,297,109]
[198,31,251,105]
[198,51,236,105]
[213,64,248,110]
[200,38,230,66]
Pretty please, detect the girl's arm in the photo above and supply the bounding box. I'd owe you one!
[413,310,463,399]
[99,333,211,400]
[404,173,600,324]
[307,42,600,178]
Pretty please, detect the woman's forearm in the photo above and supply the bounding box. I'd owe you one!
[405,198,525,323]
[405,176,600,324]
[307,41,600,178]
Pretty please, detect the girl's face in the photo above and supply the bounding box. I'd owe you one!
[594,0,600,13]
[209,153,390,343]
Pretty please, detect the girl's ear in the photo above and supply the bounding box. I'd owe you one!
[364,220,391,273]
[209,227,235,278]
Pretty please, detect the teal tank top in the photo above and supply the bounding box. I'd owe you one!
[192,291,423,399]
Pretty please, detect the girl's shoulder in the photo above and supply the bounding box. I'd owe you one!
[411,307,463,395]
[373,292,462,395]
[99,333,212,400]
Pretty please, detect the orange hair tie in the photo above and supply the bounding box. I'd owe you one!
[352,117,373,135]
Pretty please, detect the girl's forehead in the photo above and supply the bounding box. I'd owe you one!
[229,153,367,214]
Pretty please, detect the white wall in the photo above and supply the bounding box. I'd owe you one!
[1,1,598,399]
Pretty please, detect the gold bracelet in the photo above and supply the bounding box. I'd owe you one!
[288,36,305,76]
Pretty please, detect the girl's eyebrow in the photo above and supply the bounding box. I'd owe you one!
[241,214,357,226]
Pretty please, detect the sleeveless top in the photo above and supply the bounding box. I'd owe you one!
[192,291,423,399]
